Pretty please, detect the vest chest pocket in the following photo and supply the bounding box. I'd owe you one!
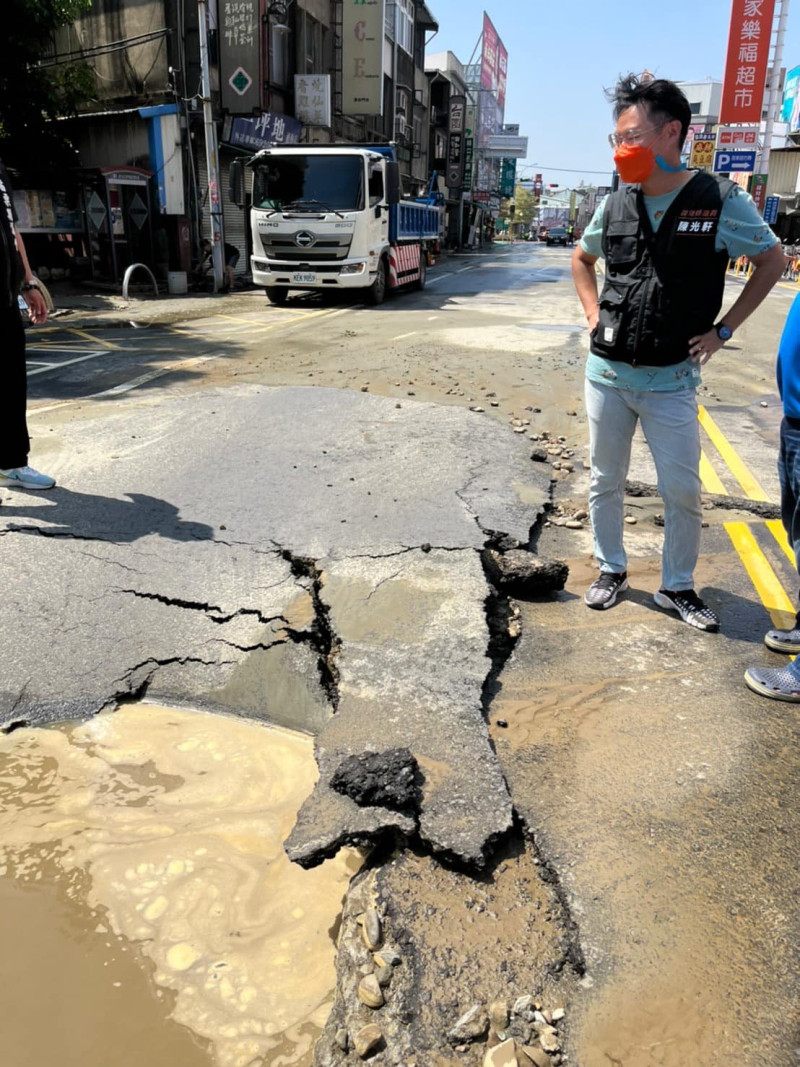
[593,284,627,351]
[604,220,640,271]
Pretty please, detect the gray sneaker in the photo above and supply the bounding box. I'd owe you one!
[654,589,719,632]
[764,611,800,653]
[585,571,628,610]
[745,664,800,703]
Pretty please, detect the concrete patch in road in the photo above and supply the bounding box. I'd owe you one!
[286,550,513,868]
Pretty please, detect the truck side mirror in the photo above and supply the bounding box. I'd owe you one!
[229,160,245,208]
[385,162,401,205]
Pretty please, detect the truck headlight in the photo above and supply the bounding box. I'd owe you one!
[254,259,269,271]
[340,262,366,275]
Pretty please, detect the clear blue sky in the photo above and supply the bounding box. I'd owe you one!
[425,0,800,187]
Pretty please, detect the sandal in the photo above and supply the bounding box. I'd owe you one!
[744,664,800,703]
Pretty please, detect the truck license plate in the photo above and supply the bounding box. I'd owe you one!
[293,272,316,283]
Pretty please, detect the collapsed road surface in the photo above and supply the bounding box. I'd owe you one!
[6,242,800,1065]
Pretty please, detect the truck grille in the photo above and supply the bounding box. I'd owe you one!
[262,233,352,263]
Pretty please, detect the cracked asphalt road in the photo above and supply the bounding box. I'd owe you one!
[7,244,800,1064]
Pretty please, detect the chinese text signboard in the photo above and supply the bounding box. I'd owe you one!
[294,75,331,127]
[219,0,259,114]
[690,139,716,170]
[447,95,467,188]
[714,149,756,172]
[500,159,516,198]
[720,0,776,125]
[716,125,759,148]
[481,13,508,114]
[764,195,780,224]
[342,0,385,116]
[463,138,474,191]
[228,112,302,151]
[750,172,768,212]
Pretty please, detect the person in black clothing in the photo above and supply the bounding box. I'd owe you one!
[200,238,239,291]
[0,160,54,491]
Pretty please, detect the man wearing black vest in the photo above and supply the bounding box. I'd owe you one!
[572,75,784,631]
[0,159,54,492]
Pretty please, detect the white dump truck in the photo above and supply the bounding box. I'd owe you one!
[229,144,443,306]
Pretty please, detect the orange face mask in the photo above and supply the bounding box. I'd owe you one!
[613,142,656,185]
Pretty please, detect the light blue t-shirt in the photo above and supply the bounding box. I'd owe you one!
[579,177,779,392]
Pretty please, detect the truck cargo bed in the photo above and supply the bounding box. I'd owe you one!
[391,200,442,244]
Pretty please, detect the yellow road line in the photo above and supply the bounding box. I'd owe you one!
[171,305,338,338]
[698,405,770,501]
[766,518,795,566]
[725,522,796,627]
[64,327,122,350]
[699,449,728,495]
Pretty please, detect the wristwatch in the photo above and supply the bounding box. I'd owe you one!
[20,280,40,292]
[715,322,733,342]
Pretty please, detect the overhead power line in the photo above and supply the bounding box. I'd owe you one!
[32,29,171,70]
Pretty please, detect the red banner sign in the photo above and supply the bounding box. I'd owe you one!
[720,0,776,124]
[481,13,508,111]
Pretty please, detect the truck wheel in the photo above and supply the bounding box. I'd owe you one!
[266,287,288,305]
[413,251,427,291]
[366,259,387,306]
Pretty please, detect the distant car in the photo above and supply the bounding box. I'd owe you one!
[546,227,569,246]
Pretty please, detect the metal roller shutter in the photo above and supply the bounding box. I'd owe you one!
[195,149,250,278]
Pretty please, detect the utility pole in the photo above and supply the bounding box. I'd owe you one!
[761,0,791,175]
[197,0,225,292]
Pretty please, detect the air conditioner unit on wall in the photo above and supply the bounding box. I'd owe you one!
[396,89,408,115]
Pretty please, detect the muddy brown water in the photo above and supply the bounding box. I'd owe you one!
[0,704,361,1067]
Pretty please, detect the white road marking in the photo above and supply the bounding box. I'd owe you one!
[28,355,219,415]
[27,351,107,376]
[391,331,418,340]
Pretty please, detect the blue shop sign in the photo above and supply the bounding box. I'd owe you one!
[229,113,302,150]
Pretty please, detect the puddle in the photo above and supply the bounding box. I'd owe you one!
[0,704,361,1067]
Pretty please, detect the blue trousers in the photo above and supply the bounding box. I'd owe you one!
[779,418,800,583]
[585,378,702,590]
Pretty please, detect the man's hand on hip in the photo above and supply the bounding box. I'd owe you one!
[688,328,722,365]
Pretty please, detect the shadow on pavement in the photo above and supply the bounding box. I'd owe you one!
[0,489,214,543]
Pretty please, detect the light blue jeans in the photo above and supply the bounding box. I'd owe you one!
[584,378,702,591]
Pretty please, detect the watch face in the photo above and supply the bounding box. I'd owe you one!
[718,325,732,341]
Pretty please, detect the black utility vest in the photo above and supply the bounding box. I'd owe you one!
[591,173,734,367]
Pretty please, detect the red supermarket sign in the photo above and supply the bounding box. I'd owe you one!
[719,0,776,124]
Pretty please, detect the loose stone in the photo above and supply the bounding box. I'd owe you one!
[513,996,533,1016]
[624,515,637,525]
[536,1026,561,1053]
[520,1048,553,1067]
[334,1028,349,1052]
[358,973,385,1009]
[363,908,383,951]
[551,1009,565,1023]
[531,449,548,462]
[354,1023,383,1059]
[374,948,401,968]
[484,1037,519,1066]
[375,963,393,987]
[448,1004,489,1044]
[565,520,584,530]
[489,1000,510,1032]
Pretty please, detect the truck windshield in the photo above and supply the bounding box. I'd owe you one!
[252,155,364,212]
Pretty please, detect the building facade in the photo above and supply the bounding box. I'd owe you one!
[19,0,439,287]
